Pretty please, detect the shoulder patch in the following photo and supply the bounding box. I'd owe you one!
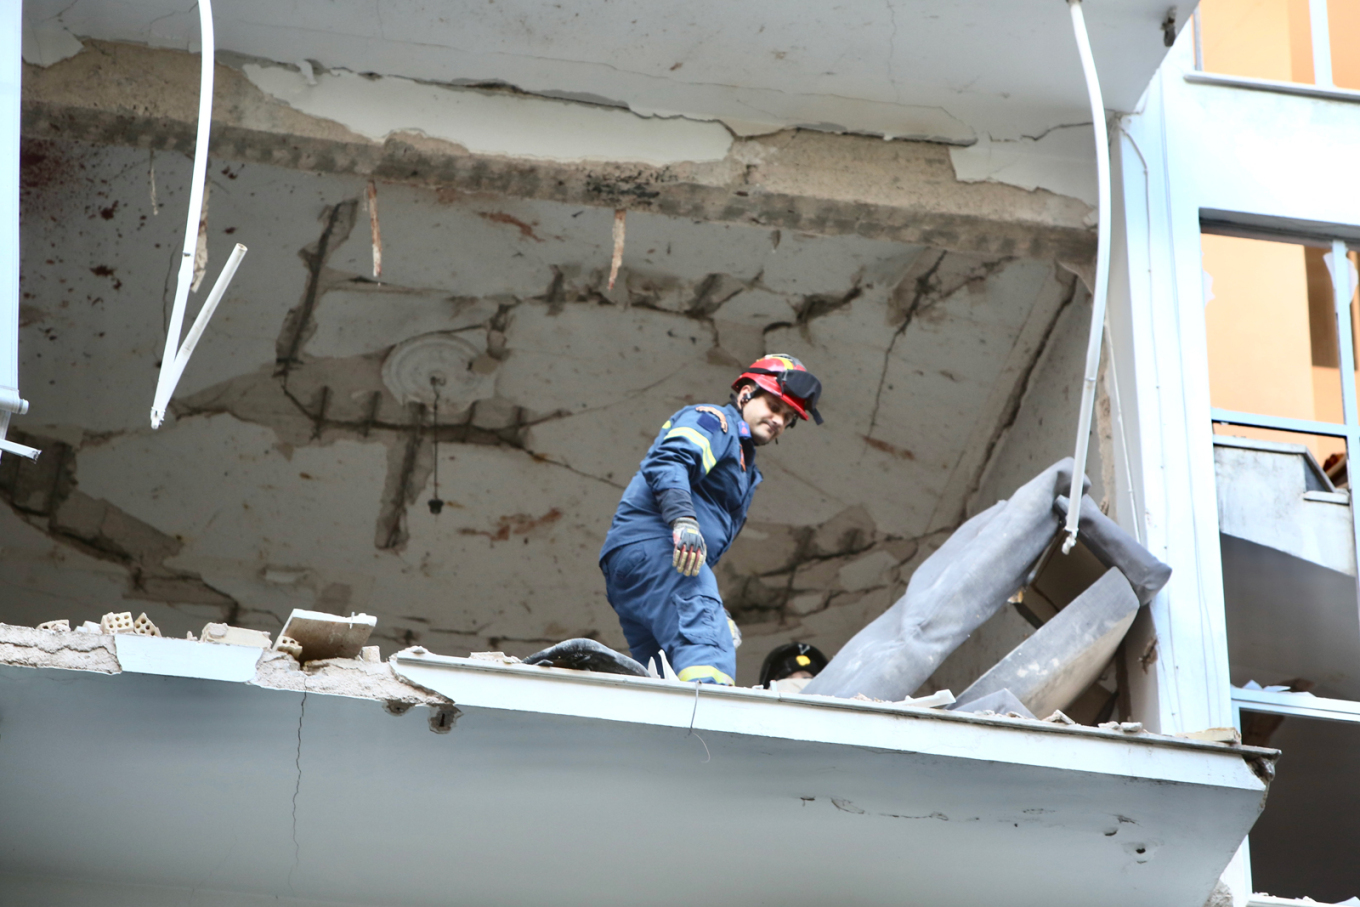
[695,405,728,432]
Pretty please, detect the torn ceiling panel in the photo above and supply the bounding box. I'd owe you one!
[7,138,1098,684]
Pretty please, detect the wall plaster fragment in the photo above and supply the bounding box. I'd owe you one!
[242,64,736,167]
[949,126,1101,209]
[0,623,451,710]
[0,623,120,674]
[20,41,1097,263]
[251,648,453,707]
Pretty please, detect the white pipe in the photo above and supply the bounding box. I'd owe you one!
[150,0,218,429]
[0,0,36,461]
[157,242,247,404]
[1061,0,1112,555]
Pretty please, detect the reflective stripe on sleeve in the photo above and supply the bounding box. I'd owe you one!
[677,665,734,685]
[664,427,717,474]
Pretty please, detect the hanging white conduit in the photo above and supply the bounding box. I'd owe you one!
[149,0,247,429]
[0,0,38,462]
[1061,0,1112,554]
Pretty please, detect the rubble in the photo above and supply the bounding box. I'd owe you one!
[1176,727,1242,745]
[276,609,376,662]
[1098,721,1146,734]
[201,622,271,647]
[99,611,135,634]
[35,619,68,632]
[131,613,161,637]
[0,619,445,710]
[469,651,521,664]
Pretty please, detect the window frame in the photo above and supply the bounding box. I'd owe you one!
[1205,232,1360,900]
[1189,0,1360,101]
[1208,237,1360,725]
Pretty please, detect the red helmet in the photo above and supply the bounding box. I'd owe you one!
[733,355,824,425]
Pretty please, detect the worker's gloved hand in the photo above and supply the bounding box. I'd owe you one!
[671,517,707,576]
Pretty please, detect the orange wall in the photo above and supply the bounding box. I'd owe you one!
[1200,0,1315,82]
[1330,0,1360,89]
[1202,234,1349,461]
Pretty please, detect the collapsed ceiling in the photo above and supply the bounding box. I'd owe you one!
[3,126,1099,683]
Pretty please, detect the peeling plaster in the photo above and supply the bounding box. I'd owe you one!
[20,15,83,68]
[244,65,735,167]
[21,43,1099,263]
[27,0,1180,151]
[950,125,1101,210]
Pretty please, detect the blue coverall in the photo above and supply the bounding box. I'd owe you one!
[600,401,762,684]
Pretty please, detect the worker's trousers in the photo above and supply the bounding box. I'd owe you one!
[601,537,736,685]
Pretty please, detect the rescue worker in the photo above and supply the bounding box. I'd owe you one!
[759,641,829,689]
[599,355,824,685]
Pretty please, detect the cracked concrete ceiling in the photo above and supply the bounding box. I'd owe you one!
[4,130,1103,686]
[22,0,1182,145]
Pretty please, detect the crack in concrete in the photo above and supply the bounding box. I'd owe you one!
[885,0,902,104]
[378,404,425,550]
[864,252,1013,450]
[960,271,1081,521]
[288,690,306,895]
[276,200,359,378]
[864,250,946,445]
[0,426,242,613]
[795,281,862,326]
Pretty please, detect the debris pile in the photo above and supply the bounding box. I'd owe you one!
[25,608,376,667]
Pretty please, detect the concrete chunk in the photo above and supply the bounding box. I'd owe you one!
[276,609,376,663]
[201,623,272,648]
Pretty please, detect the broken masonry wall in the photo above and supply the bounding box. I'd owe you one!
[7,138,1089,687]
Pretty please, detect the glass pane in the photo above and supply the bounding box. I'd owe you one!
[1241,711,1360,902]
[1199,0,1315,84]
[1203,234,1350,425]
[1215,429,1360,703]
[1329,0,1360,89]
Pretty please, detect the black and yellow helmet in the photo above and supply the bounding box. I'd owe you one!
[759,642,829,687]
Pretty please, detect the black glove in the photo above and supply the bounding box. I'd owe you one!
[671,517,707,577]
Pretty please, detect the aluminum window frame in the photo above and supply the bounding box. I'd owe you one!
[1208,236,1360,729]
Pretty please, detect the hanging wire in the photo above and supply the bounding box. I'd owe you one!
[428,377,445,514]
